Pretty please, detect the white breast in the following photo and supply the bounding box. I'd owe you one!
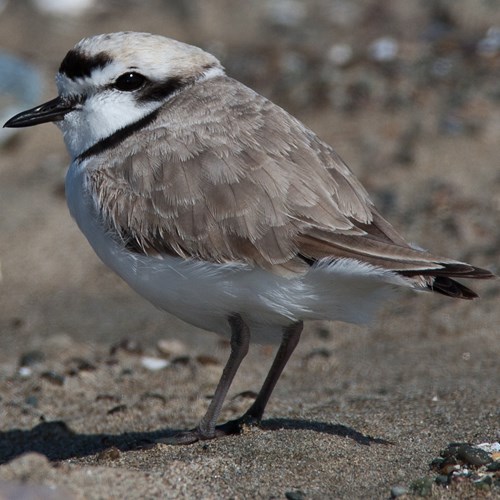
[65,161,414,343]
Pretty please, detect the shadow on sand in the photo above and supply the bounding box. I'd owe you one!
[0,418,393,464]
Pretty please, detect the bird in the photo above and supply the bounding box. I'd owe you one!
[4,32,495,445]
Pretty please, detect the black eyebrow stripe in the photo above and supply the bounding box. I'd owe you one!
[59,50,112,79]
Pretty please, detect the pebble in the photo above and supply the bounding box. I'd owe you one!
[67,357,96,373]
[486,461,500,472]
[110,338,143,356]
[390,485,409,497]
[304,348,331,361]
[140,392,167,404]
[25,395,38,407]
[423,441,500,495]
[18,366,33,377]
[409,477,434,496]
[327,43,353,67]
[473,475,493,489]
[107,404,127,415]
[477,26,500,57]
[31,0,95,17]
[171,355,191,366]
[96,446,121,461]
[476,442,500,454]
[40,371,65,386]
[368,37,399,62]
[232,390,258,400]
[265,0,307,28]
[440,463,461,475]
[442,443,492,466]
[195,355,220,366]
[156,338,187,357]
[285,490,306,500]
[19,350,45,367]
[141,356,169,371]
[434,475,449,486]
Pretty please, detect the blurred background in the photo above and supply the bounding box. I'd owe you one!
[0,0,499,357]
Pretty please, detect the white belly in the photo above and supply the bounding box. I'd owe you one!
[65,163,413,343]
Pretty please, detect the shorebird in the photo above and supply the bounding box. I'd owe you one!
[4,32,495,444]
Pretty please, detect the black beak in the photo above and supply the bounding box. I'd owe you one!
[3,96,75,128]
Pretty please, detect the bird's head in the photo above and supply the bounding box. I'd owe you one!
[4,32,224,158]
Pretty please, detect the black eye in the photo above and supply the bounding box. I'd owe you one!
[114,72,147,91]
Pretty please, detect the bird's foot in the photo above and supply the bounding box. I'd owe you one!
[158,414,262,445]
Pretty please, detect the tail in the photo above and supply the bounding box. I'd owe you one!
[399,263,496,300]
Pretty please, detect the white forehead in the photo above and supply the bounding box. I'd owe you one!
[56,32,222,94]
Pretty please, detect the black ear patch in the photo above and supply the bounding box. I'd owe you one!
[59,50,112,79]
[137,76,189,102]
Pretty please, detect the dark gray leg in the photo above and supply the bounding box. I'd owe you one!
[161,314,250,445]
[215,320,303,435]
[197,314,250,437]
[243,321,303,421]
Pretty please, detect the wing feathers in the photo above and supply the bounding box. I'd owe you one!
[88,76,495,290]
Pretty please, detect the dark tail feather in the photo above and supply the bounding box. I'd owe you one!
[400,263,495,280]
[430,277,479,300]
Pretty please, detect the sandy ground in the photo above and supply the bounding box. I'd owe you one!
[0,1,499,498]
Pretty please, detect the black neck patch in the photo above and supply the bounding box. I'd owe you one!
[77,108,161,161]
[59,49,112,80]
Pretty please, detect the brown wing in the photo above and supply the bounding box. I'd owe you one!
[88,76,494,286]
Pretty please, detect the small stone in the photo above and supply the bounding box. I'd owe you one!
[140,392,167,404]
[390,485,409,497]
[315,326,331,339]
[19,350,45,367]
[96,394,121,403]
[456,444,492,466]
[110,338,143,356]
[410,477,434,497]
[435,475,449,486]
[369,36,398,62]
[97,446,121,461]
[171,355,191,365]
[107,404,127,415]
[473,475,493,489]
[477,442,500,454]
[157,338,187,357]
[430,457,444,469]
[441,442,468,458]
[285,490,306,500]
[327,43,353,66]
[24,395,38,407]
[40,371,65,386]
[486,461,500,472]
[304,348,331,361]
[141,356,169,371]
[232,390,258,400]
[440,463,461,475]
[18,366,32,377]
[195,355,219,366]
[67,357,96,372]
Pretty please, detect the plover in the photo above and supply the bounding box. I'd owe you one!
[4,32,495,444]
